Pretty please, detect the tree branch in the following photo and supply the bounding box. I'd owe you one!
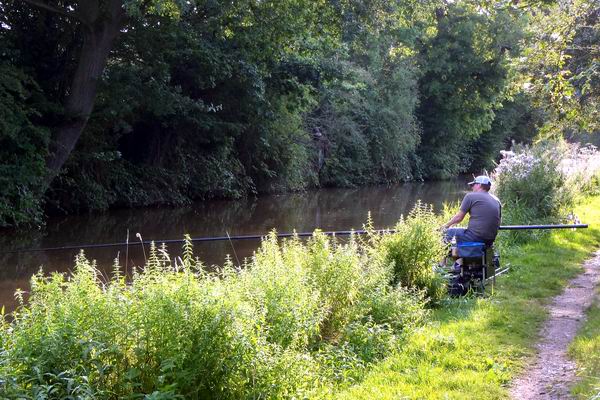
[21,0,84,23]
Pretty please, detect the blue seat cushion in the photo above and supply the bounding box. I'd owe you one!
[457,242,485,258]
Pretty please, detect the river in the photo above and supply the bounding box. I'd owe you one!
[0,179,468,312]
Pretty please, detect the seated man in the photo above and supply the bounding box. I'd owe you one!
[443,175,502,246]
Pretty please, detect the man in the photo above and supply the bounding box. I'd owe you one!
[443,175,501,245]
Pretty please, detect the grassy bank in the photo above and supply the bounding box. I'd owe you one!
[331,195,600,399]
[570,296,600,398]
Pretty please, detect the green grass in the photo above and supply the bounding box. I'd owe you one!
[569,296,600,399]
[330,195,600,399]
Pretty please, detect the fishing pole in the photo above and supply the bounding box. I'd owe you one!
[4,224,588,254]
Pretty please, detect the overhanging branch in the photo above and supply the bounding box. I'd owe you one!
[21,0,84,23]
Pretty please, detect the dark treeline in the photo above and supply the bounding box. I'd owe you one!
[1,0,597,227]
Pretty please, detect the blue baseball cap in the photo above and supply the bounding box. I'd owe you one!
[468,175,492,186]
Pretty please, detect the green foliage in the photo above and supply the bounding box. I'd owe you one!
[314,54,421,186]
[517,0,600,137]
[493,141,576,221]
[416,4,523,179]
[1,0,536,226]
[0,61,50,227]
[239,233,324,350]
[0,218,437,398]
[367,202,448,304]
[469,94,542,172]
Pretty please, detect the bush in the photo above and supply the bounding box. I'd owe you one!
[0,227,431,398]
[367,202,448,304]
[301,232,368,341]
[238,233,324,350]
[1,254,306,399]
[492,141,600,246]
[493,141,576,221]
[560,144,600,197]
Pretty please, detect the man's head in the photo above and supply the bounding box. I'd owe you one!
[468,175,492,192]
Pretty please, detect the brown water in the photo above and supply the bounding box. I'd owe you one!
[0,179,468,312]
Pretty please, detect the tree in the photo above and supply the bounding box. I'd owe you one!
[308,0,431,185]
[518,0,600,138]
[0,60,50,226]
[416,4,522,178]
[15,0,188,187]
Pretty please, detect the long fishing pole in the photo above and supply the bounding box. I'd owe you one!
[4,224,588,254]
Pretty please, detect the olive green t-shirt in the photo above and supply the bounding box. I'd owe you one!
[460,192,502,242]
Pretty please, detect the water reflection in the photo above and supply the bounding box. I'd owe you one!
[0,179,468,311]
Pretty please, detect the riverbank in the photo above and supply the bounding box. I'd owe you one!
[508,249,600,399]
[331,195,600,399]
[0,181,465,314]
[0,205,450,398]
[1,196,598,398]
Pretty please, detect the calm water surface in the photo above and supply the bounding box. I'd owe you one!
[0,179,468,311]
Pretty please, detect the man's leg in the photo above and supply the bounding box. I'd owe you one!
[445,227,467,243]
[444,228,467,273]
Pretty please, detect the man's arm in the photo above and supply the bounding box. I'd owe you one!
[443,210,466,229]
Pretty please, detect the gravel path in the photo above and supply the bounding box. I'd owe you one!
[510,250,600,400]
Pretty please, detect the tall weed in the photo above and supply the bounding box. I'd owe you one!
[302,232,366,341]
[0,219,437,399]
[493,141,600,245]
[367,202,448,304]
[238,233,324,349]
[493,141,575,221]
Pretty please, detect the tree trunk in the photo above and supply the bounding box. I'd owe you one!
[44,1,124,187]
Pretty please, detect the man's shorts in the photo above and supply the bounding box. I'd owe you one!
[445,227,481,244]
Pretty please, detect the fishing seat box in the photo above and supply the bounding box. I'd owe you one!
[457,242,496,280]
[457,242,485,259]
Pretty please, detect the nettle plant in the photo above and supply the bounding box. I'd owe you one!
[364,202,448,305]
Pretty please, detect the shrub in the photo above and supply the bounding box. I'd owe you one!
[0,228,430,398]
[492,141,600,246]
[301,232,370,341]
[367,202,448,304]
[493,141,576,221]
[238,233,324,350]
[560,144,600,197]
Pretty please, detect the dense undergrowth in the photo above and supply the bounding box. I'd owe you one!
[0,206,446,399]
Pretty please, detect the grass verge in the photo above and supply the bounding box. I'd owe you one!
[330,195,600,399]
[569,296,600,399]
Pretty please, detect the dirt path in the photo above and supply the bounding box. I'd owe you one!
[510,250,600,399]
